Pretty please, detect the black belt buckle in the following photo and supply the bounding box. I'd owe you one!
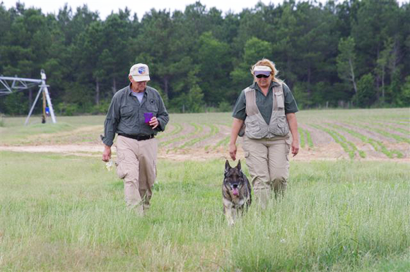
[137,134,154,141]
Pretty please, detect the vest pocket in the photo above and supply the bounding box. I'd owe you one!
[272,116,289,136]
[275,92,284,109]
[245,119,261,138]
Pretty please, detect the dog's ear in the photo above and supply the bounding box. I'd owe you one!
[236,160,241,170]
[225,160,230,172]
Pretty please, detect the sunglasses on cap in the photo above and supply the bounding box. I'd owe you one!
[256,74,270,78]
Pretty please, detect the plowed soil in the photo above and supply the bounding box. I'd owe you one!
[1,121,409,162]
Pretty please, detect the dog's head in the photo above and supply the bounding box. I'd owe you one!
[224,160,246,197]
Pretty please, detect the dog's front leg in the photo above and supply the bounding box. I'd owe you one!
[223,199,235,226]
[231,207,238,223]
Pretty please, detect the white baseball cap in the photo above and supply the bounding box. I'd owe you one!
[253,65,272,76]
[129,63,150,82]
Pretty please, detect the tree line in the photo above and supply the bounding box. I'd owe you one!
[0,0,409,115]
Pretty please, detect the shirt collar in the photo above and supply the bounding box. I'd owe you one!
[128,83,147,96]
[251,81,280,93]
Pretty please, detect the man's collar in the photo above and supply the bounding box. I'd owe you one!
[128,83,147,96]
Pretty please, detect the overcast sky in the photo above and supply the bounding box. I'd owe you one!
[3,0,408,20]
[0,0,393,20]
[1,0,282,19]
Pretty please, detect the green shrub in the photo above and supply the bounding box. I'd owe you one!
[353,73,376,107]
[91,100,110,115]
[56,102,79,116]
[217,101,232,112]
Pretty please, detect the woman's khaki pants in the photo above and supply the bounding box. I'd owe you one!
[242,135,291,209]
[115,136,158,216]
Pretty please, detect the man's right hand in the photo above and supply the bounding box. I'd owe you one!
[102,145,111,162]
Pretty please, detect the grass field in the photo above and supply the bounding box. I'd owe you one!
[0,152,409,271]
[0,109,409,271]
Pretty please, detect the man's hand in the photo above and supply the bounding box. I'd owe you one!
[102,145,112,162]
[229,143,237,161]
[149,117,159,129]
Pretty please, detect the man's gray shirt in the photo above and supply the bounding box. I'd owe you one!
[102,85,169,146]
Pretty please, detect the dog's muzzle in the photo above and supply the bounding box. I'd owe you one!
[232,184,239,196]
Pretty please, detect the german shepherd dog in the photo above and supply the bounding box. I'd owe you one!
[222,160,252,226]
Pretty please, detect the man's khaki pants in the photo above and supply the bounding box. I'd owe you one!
[115,136,158,216]
[242,135,291,209]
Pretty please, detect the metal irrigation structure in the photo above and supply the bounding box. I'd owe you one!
[0,69,57,125]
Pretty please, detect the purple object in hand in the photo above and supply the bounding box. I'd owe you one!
[144,112,154,124]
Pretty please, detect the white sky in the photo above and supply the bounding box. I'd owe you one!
[3,0,400,20]
[2,0,280,19]
[1,0,274,19]
[2,0,409,19]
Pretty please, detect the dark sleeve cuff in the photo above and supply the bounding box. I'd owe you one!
[154,119,164,131]
[102,136,114,147]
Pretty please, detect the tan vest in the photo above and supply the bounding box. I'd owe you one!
[244,83,289,139]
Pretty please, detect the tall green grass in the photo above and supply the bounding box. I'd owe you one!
[230,163,410,270]
[1,151,409,271]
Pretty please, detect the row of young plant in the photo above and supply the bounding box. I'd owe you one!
[158,121,230,151]
[298,128,314,149]
[156,118,408,159]
[310,122,406,159]
[158,121,319,152]
[311,124,366,159]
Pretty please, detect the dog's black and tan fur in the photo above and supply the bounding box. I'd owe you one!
[222,160,252,225]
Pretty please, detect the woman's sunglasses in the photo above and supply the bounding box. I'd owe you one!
[256,74,270,78]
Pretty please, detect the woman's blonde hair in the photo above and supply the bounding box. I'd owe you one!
[251,58,282,83]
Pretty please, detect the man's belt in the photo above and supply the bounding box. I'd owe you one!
[118,133,155,141]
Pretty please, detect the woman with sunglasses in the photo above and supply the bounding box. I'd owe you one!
[229,58,299,209]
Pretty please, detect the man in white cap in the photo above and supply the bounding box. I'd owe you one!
[102,63,169,216]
